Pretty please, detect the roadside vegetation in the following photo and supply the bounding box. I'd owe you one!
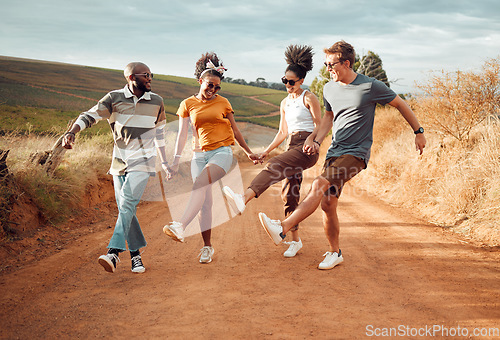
[0,56,498,246]
[351,57,500,246]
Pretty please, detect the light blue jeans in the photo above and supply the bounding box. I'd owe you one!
[108,171,150,252]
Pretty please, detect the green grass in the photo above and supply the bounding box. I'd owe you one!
[0,56,284,132]
[254,93,286,106]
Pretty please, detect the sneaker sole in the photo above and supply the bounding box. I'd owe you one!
[98,257,115,273]
[199,257,213,264]
[223,187,244,215]
[163,225,184,243]
[258,213,282,246]
[318,257,344,270]
[284,248,301,258]
[131,267,146,273]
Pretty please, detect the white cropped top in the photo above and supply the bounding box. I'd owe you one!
[284,90,315,134]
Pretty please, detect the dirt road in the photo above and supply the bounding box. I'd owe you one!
[1,164,499,339]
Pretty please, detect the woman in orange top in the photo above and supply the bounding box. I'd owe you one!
[163,52,258,263]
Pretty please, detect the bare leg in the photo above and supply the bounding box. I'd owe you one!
[281,176,331,234]
[243,188,257,205]
[321,194,340,252]
[178,164,226,228]
[199,184,213,247]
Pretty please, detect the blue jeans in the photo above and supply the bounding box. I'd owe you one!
[108,171,150,252]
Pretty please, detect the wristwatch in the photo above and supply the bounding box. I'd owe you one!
[414,127,424,134]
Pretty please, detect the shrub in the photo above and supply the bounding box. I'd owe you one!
[415,57,500,144]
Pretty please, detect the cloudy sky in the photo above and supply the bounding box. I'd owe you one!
[2,0,499,93]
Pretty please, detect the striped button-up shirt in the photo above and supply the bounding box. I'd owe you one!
[75,85,166,176]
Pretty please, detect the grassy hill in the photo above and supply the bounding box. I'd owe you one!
[0,56,283,135]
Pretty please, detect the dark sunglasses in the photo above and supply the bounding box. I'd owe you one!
[281,77,301,86]
[205,82,221,91]
[324,61,342,69]
[134,73,154,79]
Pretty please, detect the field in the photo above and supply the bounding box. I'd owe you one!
[0,56,284,135]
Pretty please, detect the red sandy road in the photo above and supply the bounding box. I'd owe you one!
[0,164,499,339]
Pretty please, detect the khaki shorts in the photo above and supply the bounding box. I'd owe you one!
[320,154,366,197]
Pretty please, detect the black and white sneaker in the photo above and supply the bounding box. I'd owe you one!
[98,253,120,273]
[131,255,145,273]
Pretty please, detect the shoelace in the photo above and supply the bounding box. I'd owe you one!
[171,221,183,229]
[109,253,121,263]
[322,251,334,257]
[198,247,212,258]
[131,255,143,267]
[270,218,281,225]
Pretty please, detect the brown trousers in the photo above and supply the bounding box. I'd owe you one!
[249,131,319,230]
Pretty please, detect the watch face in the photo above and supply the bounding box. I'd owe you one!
[415,127,424,134]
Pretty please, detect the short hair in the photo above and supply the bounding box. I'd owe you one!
[124,62,148,79]
[284,44,314,79]
[323,41,356,69]
[194,52,225,80]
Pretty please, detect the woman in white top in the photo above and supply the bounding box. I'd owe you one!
[223,45,321,257]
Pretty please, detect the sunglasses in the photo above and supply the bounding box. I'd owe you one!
[204,82,221,92]
[324,61,342,69]
[134,73,154,79]
[281,77,301,86]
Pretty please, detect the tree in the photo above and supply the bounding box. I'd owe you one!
[249,77,269,88]
[309,65,331,111]
[356,51,390,87]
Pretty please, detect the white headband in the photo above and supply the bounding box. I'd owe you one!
[200,60,227,78]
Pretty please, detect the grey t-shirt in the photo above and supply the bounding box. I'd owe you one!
[323,73,396,164]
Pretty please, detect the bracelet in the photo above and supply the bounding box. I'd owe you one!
[174,155,181,158]
[161,161,169,165]
[313,140,321,146]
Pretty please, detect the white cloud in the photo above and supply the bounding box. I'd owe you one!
[1,0,499,94]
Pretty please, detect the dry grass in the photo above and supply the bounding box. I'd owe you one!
[351,107,500,246]
[351,58,500,246]
[0,131,113,223]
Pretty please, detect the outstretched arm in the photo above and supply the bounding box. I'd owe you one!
[389,95,426,155]
[226,112,259,163]
[259,100,288,160]
[167,117,190,176]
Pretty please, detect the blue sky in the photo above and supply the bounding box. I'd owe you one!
[2,0,499,93]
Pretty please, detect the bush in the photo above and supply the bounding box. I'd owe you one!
[415,57,500,144]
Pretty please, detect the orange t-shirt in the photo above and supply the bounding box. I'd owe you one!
[177,95,235,151]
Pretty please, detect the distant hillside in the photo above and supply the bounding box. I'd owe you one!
[0,56,283,134]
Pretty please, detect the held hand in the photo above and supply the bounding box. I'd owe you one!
[258,151,269,162]
[164,162,179,180]
[161,163,173,181]
[248,153,261,165]
[415,134,426,155]
[62,132,75,149]
[303,140,319,155]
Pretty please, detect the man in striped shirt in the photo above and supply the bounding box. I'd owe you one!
[63,62,169,274]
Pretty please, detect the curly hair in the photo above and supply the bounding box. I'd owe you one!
[194,52,225,80]
[323,40,356,68]
[284,44,314,79]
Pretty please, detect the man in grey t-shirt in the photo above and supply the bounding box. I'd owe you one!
[258,40,426,270]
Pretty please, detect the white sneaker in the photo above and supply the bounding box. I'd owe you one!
[283,239,302,257]
[163,221,185,242]
[258,212,285,245]
[198,246,215,263]
[222,186,246,215]
[318,250,343,270]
